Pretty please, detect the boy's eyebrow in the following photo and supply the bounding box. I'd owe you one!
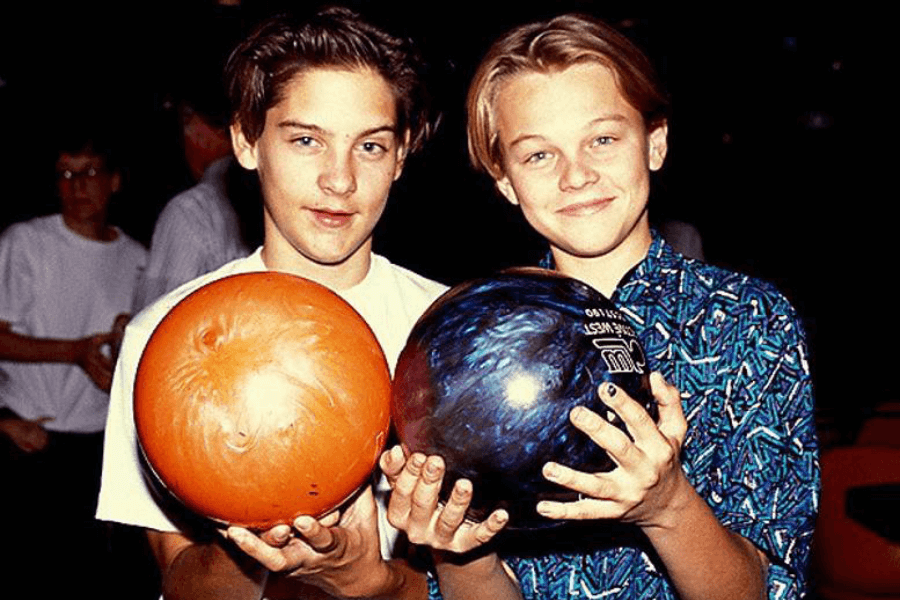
[277,120,326,133]
[507,133,545,149]
[362,124,399,136]
[506,114,628,148]
[277,120,398,138]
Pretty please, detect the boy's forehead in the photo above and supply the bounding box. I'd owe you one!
[265,66,399,131]
[57,152,106,169]
[495,63,636,133]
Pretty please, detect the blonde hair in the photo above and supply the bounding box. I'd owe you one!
[467,14,669,179]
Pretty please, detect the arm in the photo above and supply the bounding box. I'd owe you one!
[227,484,430,599]
[430,556,521,600]
[146,530,268,600]
[0,407,50,452]
[0,320,114,391]
[380,447,521,600]
[538,373,768,600]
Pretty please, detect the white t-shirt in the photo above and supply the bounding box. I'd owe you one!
[132,157,250,312]
[96,249,446,557]
[0,215,148,433]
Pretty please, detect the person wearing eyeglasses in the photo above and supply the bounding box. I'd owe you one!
[0,123,147,599]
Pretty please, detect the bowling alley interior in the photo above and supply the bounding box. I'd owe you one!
[0,2,893,599]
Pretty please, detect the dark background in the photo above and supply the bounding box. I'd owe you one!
[0,2,887,429]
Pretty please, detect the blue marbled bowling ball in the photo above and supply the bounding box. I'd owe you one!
[391,268,657,530]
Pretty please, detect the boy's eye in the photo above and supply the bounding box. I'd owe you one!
[525,151,549,164]
[592,136,614,146]
[59,167,100,179]
[293,136,319,147]
[360,141,388,156]
[359,141,388,159]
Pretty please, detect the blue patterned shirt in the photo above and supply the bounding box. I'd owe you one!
[427,233,819,599]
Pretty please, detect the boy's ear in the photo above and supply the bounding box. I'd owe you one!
[496,176,519,206]
[231,123,259,170]
[648,121,668,172]
[110,172,122,194]
[393,130,411,182]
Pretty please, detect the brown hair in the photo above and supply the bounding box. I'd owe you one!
[467,14,669,179]
[224,6,434,151]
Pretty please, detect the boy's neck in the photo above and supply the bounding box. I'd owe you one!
[62,214,116,242]
[552,225,652,299]
[261,239,373,292]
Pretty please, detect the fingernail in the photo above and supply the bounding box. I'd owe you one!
[425,458,442,478]
[570,406,598,427]
[570,406,587,424]
[272,528,290,543]
[536,502,552,516]
[543,463,560,479]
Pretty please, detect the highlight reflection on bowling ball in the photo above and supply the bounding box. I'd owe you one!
[134,272,391,530]
[391,268,656,530]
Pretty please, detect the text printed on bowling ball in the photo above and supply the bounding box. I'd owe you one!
[391,268,657,530]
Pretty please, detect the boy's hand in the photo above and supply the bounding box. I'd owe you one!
[380,446,509,553]
[227,485,397,598]
[0,415,52,452]
[537,372,693,529]
[74,332,114,391]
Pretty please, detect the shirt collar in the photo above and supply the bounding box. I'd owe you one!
[539,230,673,300]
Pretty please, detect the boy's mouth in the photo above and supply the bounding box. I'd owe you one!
[310,208,354,228]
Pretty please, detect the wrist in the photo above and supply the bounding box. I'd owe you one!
[0,407,19,429]
[643,470,702,532]
[354,559,408,600]
[0,411,23,435]
[434,550,504,577]
[433,552,519,600]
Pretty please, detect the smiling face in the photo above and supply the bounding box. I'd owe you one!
[493,61,667,277]
[232,66,407,284]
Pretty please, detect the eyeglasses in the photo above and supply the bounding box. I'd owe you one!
[58,166,105,182]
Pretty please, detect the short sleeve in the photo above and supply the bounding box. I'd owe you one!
[0,224,37,326]
[95,314,184,531]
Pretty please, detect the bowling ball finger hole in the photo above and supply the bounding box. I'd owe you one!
[199,327,223,349]
[135,272,392,530]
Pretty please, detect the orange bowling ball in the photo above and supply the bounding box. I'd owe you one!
[134,272,391,530]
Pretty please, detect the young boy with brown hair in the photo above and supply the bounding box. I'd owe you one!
[95,8,502,599]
